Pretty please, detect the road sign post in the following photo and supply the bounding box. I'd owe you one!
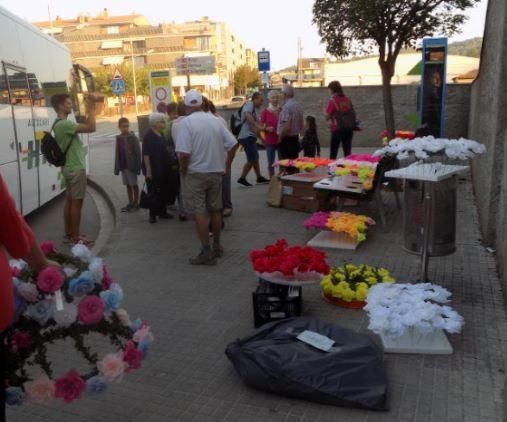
[111,68,126,117]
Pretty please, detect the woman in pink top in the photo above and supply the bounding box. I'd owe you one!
[260,90,281,178]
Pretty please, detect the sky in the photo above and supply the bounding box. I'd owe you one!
[0,0,489,70]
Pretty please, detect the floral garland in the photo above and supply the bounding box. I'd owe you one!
[274,157,334,172]
[249,239,330,282]
[364,283,464,339]
[4,241,154,406]
[304,212,375,242]
[321,264,395,302]
[374,136,486,161]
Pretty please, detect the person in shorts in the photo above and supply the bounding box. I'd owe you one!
[51,93,97,246]
[175,90,237,265]
[114,117,141,212]
[236,92,269,187]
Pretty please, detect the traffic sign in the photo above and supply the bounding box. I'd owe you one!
[111,78,126,95]
[258,49,270,72]
[176,56,216,75]
[112,68,124,80]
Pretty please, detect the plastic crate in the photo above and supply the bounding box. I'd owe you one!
[252,280,302,328]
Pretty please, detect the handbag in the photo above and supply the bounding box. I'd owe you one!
[266,176,283,208]
[139,183,157,209]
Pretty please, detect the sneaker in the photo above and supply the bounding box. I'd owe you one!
[256,176,270,184]
[237,177,253,187]
[222,208,233,218]
[189,250,217,266]
[121,203,133,213]
[131,204,140,212]
[213,244,224,259]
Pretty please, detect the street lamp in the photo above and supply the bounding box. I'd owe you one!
[130,37,154,115]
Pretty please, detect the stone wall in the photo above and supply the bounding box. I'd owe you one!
[469,0,507,299]
[217,84,471,148]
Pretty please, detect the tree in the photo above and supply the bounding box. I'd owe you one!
[92,63,150,97]
[234,65,260,94]
[313,0,479,138]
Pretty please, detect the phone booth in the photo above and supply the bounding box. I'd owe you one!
[419,38,448,137]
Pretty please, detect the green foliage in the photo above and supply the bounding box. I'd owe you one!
[448,37,483,57]
[234,65,260,93]
[92,63,151,97]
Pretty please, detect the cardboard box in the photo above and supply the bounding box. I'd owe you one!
[282,195,320,213]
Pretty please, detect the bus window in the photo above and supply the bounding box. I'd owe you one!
[5,69,31,107]
[27,72,46,107]
[70,64,96,123]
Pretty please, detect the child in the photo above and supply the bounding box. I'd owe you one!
[114,117,141,212]
[301,115,321,157]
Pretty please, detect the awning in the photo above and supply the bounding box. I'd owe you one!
[102,56,124,65]
[101,40,123,49]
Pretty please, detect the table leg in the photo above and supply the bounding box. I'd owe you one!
[420,182,434,282]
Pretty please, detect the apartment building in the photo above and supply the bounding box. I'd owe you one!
[33,9,255,98]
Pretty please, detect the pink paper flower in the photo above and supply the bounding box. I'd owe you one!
[122,341,143,372]
[102,265,113,290]
[98,353,126,383]
[40,241,57,257]
[77,296,105,325]
[36,267,64,294]
[11,266,21,278]
[11,329,31,351]
[133,326,154,344]
[54,369,86,403]
[24,375,55,405]
[17,282,39,302]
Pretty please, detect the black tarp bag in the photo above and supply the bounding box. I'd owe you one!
[225,317,388,411]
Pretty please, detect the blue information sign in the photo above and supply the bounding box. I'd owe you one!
[258,50,271,72]
[111,78,126,95]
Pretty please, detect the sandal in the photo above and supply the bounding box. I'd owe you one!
[71,236,95,247]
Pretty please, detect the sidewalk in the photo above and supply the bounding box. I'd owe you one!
[8,143,507,422]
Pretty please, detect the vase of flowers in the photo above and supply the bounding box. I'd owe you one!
[320,264,395,309]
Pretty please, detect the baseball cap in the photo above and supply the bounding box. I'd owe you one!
[184,89,203,106]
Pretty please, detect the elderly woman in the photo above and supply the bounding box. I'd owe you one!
[260,90,281,178]
[142,113,173,223]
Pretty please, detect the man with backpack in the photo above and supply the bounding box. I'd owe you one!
[325,80,356,159]
[49,93,97,246]
[234,92,270,187]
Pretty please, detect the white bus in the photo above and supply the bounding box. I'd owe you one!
[0,6,95,215]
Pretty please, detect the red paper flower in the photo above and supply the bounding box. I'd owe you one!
[11,329,31,352]
[54,369,86,403]
[36,267,64,294]
[102,265,113,290]
[40,241,57,257]
[122,341,143,372]
[78,296,105,325]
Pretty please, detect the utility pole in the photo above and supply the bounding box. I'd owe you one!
[47,3,53,37]
[297,37,303,88]
[130,38,139,115]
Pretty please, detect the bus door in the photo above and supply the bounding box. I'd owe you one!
[3,62,39,214]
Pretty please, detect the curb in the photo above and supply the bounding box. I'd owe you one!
[87,176,123,257]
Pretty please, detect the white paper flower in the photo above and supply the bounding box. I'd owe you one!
[71,244,92,262]
[88,258,104,283]
[53,303,78,327]
[115,309,131,327]
[63,266,78,278]
[9,259,27,271]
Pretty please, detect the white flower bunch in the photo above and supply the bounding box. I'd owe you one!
[71,243,92,262]
[374,136,486,161]
[364,283,464,339]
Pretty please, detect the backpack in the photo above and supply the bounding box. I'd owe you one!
[230,104,245,136]
[41,119,73,167]
[332,96,356,131]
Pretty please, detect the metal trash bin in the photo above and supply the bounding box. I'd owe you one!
[403,177,457,257]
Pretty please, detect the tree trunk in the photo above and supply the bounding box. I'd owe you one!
[381,65,395,140]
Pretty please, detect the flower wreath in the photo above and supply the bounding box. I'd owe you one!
[4,241,154,406]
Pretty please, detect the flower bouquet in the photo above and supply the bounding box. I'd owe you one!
[304,212,375,243]
[364,283,464,340]
[320,264,395,309]
[249,239,330,286]
[275,157,334,173]
[374,136,486,162]
[5,241,154,406]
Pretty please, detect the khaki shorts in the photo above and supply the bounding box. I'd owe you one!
[183,172,223,214]
[63,169,87,200]
[121,169,138,187]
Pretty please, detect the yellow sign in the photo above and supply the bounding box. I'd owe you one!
[149,70,172,112]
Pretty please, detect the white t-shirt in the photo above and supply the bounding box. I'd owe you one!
[171,116,185,144]
[175,111,237,173]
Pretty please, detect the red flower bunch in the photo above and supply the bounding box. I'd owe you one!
[249,239,330,277]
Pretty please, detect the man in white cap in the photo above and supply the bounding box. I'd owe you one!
[175,90,238,265]
[277,84,304,160]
